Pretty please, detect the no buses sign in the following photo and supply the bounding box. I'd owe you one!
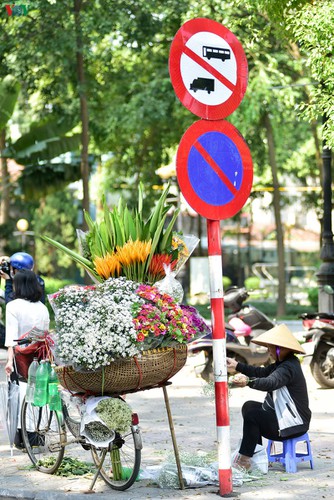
[169,18,248,120]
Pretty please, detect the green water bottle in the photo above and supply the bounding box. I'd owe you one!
[48,365,62,411]
[33,360,49,407]
[25,357,39,404]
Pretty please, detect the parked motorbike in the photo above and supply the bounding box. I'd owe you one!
[188,327,270,382]
[300,312,334,388]
[188,287,274,382]
[224,286,276,344]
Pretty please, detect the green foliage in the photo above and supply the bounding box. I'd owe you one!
[287,0,334,148]
[44,277,74,296]
[223,276,232,289]
[307,287,318,309]
[244,276,261,290]
[0,76,20,130]
[44,276,74,321]
[33,190,80,279]
[35,456,94,477]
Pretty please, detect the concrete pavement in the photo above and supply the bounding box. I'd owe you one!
[0,329,333,499]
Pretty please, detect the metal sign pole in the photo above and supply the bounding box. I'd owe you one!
[207,218,232,496]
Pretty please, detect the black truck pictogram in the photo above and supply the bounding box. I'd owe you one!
[190,77,215,94]
[202,46,231,62]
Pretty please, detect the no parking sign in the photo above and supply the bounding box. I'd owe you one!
[176,120,253,220]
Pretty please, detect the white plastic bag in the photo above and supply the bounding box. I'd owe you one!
[250,445,268,474]
[80,396,115,447]
[154,264,184,303]
[232,443,268,474]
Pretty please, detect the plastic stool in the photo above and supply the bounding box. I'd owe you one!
[267,433,314,473]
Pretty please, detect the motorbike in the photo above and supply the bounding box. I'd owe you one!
[300,312,334,389]
[223,286,276,344]
[188,287,274,382]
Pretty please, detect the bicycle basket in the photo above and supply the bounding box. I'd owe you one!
[55,345,188,396]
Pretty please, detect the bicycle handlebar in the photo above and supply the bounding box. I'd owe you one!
[14,337,33,346]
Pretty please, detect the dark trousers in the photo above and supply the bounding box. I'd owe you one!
[239,400,283,457]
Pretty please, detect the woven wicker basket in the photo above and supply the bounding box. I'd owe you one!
[55,345,188,396]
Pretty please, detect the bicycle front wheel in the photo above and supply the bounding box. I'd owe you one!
[21,399,66,474]
[91,426,141,491]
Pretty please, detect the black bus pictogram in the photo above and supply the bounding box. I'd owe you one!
[202,46,231,62]
[190,77,215,94]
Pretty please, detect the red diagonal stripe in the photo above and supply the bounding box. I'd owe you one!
[183,45,236,92]
[194,140,238,195]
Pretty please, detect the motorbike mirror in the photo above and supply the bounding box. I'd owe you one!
[323,285,334,295]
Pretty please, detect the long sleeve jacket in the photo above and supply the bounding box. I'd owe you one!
[236,354,311,437]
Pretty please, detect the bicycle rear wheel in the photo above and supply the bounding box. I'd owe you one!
[91,425,141,491]
[21,399,66,474]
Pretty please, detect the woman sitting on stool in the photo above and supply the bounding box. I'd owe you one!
[227,324,311,471]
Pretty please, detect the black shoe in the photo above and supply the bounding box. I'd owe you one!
[14,429,25,449]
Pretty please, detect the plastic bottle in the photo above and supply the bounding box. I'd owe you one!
[48,364,62,411]
[25,358,39,404]
[33,359,49,407]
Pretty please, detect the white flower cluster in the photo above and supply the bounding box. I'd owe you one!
[96,397,132,434]
[53,278,143,370]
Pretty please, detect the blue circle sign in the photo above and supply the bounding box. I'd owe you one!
[176,120,253,220]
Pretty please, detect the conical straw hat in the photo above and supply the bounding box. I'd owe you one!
[251,324,305,354]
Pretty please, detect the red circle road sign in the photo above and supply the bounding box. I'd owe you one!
[169,18,248,120]
[176,120,253,220]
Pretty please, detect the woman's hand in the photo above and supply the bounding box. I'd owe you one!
[229,373,249,387]
[5,347,14,377]
[5,360,13,377]
[226,357,238,371]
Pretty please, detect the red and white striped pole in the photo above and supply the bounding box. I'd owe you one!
[207,218,232,496]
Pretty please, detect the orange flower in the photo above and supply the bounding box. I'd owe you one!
[116,239,151,266]
[94,253,121,279]
[148,254,177,281]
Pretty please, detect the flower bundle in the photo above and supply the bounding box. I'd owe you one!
[49,278,210,371]
[49,278,141,370]
[96,398,132,434]
[132,285,211,350]
[42,184,197,284]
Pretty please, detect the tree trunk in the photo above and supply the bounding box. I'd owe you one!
[264,112,286,317]
[0,129,9,253]
[74,0,90,224]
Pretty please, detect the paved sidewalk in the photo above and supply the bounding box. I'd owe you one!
[0,347,333,499]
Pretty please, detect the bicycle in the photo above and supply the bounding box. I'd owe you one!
[16,339,142,491]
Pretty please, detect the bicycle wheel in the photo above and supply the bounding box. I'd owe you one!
[21,399,66,474]
[91,425,142,491]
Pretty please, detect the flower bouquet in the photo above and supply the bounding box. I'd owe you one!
[49,277,210,394]
[49,277,210,372]
[42,184,198,285]
[43,185,208,394]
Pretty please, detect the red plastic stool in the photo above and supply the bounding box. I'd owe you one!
[267,433,314,473]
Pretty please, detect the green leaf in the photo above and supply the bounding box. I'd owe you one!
[145,215,167,271]
[148,185,170,237]
[40,234,102,282]
[159,208,180,252]
[112,211,125,247]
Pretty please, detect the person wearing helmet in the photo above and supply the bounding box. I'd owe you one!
[0,252,45,304]
[226,324,311,472]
